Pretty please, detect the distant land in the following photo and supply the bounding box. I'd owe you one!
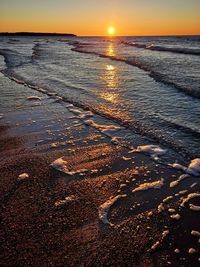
[0,32,76,37]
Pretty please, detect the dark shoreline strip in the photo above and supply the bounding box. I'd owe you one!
[0,32,76,37]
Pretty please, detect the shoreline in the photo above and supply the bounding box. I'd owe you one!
[0,72,199,266]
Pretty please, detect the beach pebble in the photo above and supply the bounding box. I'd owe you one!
[50,143,57,148]
[188,248,197,254]
[168,208,176,213]
[147,211,153,216]
[151,241,160,251]
[91,169,98,174]
[163,196,173,203]
[191,230,200,237]
[190,183,197,188]
[189,204,200,211]
[162,230,169,239]
[18,173,29,181]
[178,190,188,196]
[170,214,181,220]
[122,156,132,161]
[174,248,180,254]
[158,203,165,212]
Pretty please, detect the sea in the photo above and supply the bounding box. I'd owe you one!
[0,35,199,163]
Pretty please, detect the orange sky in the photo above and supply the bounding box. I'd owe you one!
[1,0,200,36]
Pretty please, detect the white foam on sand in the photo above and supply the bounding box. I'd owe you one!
[68,107,93,119]
[66,104,74,108]
[79,111,93,119]
[0,113,3,119]
[132,179,164,193]
[187,158,200,176]
[51,158,88,175]
[170,174,189,188]
[68,108,82,115]
[171,163,187,172]
[85,119,121,135]
[27,96,41,101]
[111,137,121,145]
[99,194,127,225]
[130,145,167,157]
[171,158,200,177]
[180,192,200,207]
[18,173,29,181]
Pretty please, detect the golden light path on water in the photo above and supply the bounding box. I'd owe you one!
[100,43,120,104]
[97,42,131,122]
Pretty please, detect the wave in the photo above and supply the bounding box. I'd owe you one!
[0,41,199,160]
[121,41,200,56]
[0,49,27,69]
[1,68,198,159]
[156,115,200,139]
[70,44,200,99]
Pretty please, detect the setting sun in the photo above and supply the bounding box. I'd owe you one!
[107,26,116,35]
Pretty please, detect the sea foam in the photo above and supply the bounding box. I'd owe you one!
[51,158,88,175]
[85,119,121,135]
[130,145,167,157]
[99,194,126,225]
[132,179,164,193]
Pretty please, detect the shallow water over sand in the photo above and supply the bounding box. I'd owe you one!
[0,36,200,161]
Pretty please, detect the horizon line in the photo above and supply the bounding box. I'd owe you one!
[0,32,200,37]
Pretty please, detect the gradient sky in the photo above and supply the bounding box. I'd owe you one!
[1,0,200,36]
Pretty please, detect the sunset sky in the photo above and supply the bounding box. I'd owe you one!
[1,0,200,36]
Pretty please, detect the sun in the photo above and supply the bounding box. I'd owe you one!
[107,26,116,36]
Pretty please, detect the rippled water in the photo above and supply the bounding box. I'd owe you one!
[0,35,199,160]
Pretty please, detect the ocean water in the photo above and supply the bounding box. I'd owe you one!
[0,35,199,162]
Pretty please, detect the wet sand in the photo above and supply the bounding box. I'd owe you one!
[0,74,199,266]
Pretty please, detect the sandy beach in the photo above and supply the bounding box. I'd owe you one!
[0,70,199,267]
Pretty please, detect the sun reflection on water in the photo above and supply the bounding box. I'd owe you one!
[97,43,131,122]
[100,61,120,104]
[107,43,115,57]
